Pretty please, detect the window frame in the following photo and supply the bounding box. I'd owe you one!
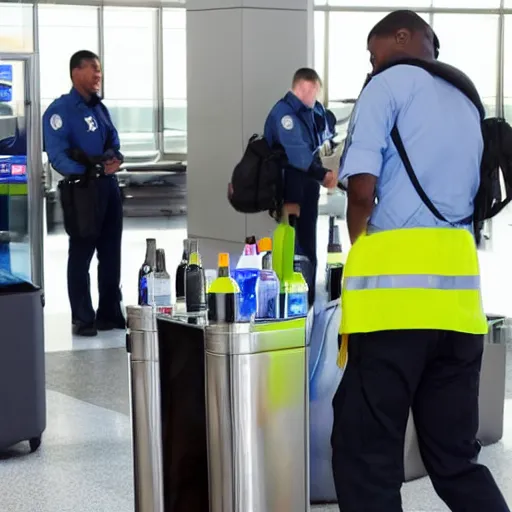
[315,3,510,120]
[35,1,187,164]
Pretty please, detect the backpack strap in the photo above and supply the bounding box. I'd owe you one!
[374,58,486,121]
[369,58,477,226]
[390,125,447,223]
[391,125,473,226]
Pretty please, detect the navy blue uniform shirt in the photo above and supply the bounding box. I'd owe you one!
[42,88,122,176]
[264,91,328,203]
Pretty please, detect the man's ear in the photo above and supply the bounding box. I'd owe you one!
[395,29,410,46]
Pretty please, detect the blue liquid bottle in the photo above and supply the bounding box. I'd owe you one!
[233,236,260,322]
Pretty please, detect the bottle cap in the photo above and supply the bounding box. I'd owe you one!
[218,253,230,268]
[258,237,272,253]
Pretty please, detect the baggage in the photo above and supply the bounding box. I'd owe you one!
[308,297,508,501]
[0,281,46,453]
[309,298,343,504]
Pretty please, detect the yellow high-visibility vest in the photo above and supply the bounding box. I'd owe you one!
[337,227,487,368]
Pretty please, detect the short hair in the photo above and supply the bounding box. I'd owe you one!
[368,10,440,58]
[69,50,99,78]
[368,10,430,42]
[292,68,322,87]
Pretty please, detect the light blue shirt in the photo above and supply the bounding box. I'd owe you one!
[339,64,482,232]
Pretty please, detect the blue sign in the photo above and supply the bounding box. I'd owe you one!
[0,64,13,103]
[0,155,27,184]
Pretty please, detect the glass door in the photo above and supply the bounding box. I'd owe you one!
[0,54,44,288]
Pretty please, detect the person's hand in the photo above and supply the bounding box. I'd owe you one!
[283,203,301,218]
[104,158,121,175]
[322,169,338,189]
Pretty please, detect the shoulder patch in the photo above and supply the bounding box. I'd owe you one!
[281,115,294,131]
[50,114,63,131]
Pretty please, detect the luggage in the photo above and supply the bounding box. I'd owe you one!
[0,281,46,453]
[309,298,343,504]
[308,298,508,501]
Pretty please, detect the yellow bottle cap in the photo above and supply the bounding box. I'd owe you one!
[218,252,230,268]
[258,237,272,253]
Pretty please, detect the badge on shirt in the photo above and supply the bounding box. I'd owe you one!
[281,115,294,131]
[84,116,98,132]
[50,114,63,131]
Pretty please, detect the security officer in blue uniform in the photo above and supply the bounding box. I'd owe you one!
[43,50,125,337]
[264,68,338,305]
[331,11,509,511]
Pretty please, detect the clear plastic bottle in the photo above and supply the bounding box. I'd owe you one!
[255,238,280,319]
[285,260,309,317]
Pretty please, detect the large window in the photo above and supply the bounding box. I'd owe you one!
[38,5,99,113]
[163,8,187,155]
[38,4,185,161]
[314,11,326,85]
[103,7,158,157]
[319,6,507,126]
[326,11,427,135]
[432,14,499,116]
[0,2,33,53]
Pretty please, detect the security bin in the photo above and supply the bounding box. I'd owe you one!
[205,318,309,512]
[404,315,508,481]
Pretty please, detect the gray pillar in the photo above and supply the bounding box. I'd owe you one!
[186,0,314,267]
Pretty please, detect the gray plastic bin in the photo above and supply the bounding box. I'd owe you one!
[0,284,46,453]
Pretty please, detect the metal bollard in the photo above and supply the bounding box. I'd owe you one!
[126,305,164,512]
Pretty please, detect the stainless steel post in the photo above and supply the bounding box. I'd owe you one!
[205,320,309,512]
[126,305,164,512]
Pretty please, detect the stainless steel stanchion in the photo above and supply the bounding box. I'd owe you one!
[126,305,164,512]
[205,319,309,512]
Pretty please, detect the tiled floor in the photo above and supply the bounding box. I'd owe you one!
[1,213,512,511]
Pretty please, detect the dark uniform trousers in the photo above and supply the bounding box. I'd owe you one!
[331,329,510,512]
[68,175,123,326]
[285,169,320,306]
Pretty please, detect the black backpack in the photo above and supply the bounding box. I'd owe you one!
[228,134,285,214]
[374,58,512,245]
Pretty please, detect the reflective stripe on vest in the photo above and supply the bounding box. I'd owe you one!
[339,227,488,337]
[344,274,481,291]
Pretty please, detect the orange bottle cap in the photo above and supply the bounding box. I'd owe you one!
[218,252,230,268]
[258,237,272,252]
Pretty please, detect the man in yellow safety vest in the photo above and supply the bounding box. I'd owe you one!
[331,10,509,512]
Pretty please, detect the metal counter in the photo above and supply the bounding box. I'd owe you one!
[127,308,310,512]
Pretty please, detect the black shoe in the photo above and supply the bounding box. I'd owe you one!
[96,317,126,331]
[73,322,98,337]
